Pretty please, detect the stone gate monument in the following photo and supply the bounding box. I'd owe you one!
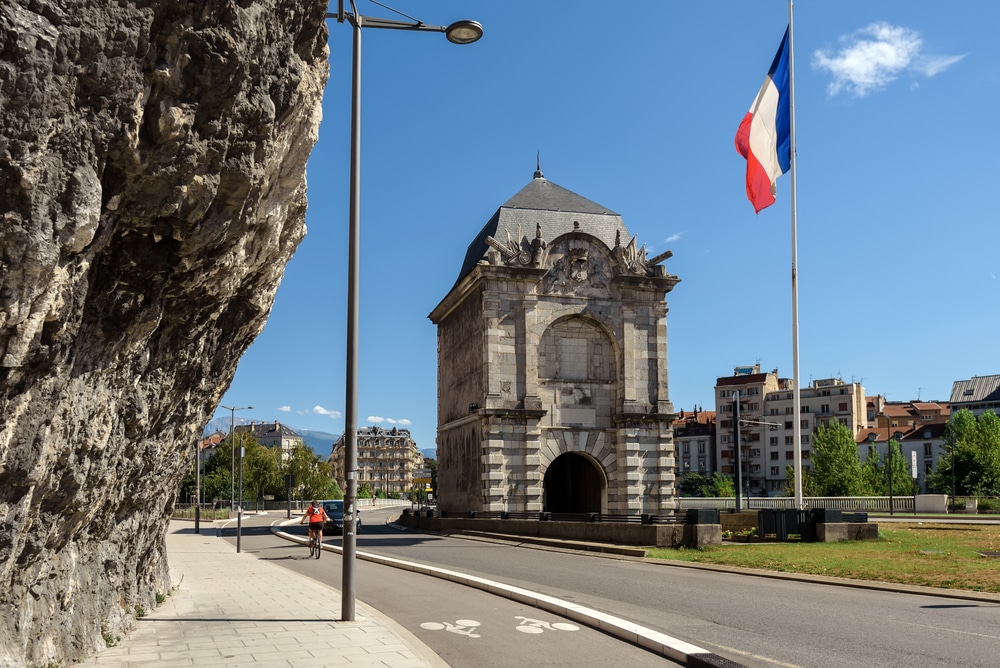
[428,169,681,515]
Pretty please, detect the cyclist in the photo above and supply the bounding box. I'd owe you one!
[299,500,329,558]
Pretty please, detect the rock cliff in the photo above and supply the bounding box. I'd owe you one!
[0,1,329,665]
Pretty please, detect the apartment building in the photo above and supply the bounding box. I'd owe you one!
[713,365,781,495]
[765,377,867,494]
[714,365,867,496]
[234,421,303,461]
[673,408,716,481]
[329,426,424,497]
[858,400,951,492]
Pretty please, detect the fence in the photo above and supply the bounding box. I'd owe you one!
[677,496,917,513]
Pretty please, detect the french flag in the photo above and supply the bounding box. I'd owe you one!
[735,28,791,214]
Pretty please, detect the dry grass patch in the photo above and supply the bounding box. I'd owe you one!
[648,522,1000,593]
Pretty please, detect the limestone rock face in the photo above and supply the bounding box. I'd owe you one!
[0,1,329,665]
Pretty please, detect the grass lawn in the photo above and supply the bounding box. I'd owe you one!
[647,522,1000,593]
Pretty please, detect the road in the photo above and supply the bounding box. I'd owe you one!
[226,509,1000,667]
[226,515,682,667]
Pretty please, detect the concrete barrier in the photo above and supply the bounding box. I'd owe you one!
[915,494,949,513]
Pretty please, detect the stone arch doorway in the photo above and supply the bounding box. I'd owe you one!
[543,452,605,513]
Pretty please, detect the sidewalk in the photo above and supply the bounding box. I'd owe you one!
[80,521,446,668]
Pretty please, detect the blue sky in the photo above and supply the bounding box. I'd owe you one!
[215,1,999,455]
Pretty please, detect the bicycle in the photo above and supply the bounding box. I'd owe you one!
[307,529,322,559]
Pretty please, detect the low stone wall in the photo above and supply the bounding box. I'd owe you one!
[397,514,720,548]
[720,511,759,533]
[817,522,880,542]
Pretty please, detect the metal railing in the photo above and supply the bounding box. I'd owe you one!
[677,496,916,512]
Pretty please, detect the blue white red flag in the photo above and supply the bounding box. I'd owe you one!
[735,27,791,214]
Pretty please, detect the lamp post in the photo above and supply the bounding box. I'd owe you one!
[221,405,253,514]
[194,437,201,534]
[325,0,482,623]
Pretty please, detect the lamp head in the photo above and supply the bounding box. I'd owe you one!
[445,20,483,44]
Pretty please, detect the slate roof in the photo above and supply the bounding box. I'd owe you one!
[950,374,1000,403]
[455,172,631,284]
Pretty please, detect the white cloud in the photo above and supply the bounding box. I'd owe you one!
[813,22,964,97]
[916,53,966,77]
[664,233,682,243]
[313,405,342,419]
[364,416,411,426]
[278,405,291,413]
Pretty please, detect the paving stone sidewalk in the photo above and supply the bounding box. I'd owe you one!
[79,521,446,667]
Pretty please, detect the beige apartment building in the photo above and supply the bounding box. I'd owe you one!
[234,421,303,461]
[329,426,424,497]
[714,365,867,496]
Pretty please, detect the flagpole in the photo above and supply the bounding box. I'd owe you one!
[787,0,803,510]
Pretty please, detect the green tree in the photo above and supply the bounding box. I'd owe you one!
[678,472,711,497]
[805,422,865,496]
[860,444,884,495]
[709,472,735,497]
[283,445,342,501]
[885,439,919,497]
[928,409,1000,497]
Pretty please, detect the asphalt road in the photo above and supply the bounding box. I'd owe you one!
[225,516,682,667]
[227,510,1000,668]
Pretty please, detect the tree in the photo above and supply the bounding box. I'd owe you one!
[860,444,884,495]
[805,422,865,497]
[678,472,711,497]
[927,409,1000,497]
[885,439,919,497]
[283,445,341,501]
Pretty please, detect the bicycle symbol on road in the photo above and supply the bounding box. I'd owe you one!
[514,616,580,634]
[420,619,482,638]
[419,616,580,638]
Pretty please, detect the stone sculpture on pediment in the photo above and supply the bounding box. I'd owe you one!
[485,222,547,268]
[541,236,610,296]
[613,229,676,279]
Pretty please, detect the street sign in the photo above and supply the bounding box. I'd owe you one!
[414,477,431,484]
[911,450,918,479]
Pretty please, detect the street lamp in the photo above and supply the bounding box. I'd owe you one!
[325,0,482,623]
[220,405,253,513]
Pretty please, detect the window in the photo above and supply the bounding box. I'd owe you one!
[784,421,793,429]
[770,451,779,460]
[924,443,932,457]
[785,436,793,445]
[802,435,810,445]
[698,459,706,471]
[820,404,830,414]
[786,450,794,459]
[751,465,761,473]
[801,405,810,413]
[802,450,810,459]
[720,389,729,398]
[839,402,848,411]
[801,420,809,429]
[749,402,760,411]
[698,442,706,454]
[751,448,761,458]
[771,466,780,475]
[770,437,778,445]
[682,443,690,454]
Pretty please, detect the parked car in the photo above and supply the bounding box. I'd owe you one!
[322,500,362,534]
